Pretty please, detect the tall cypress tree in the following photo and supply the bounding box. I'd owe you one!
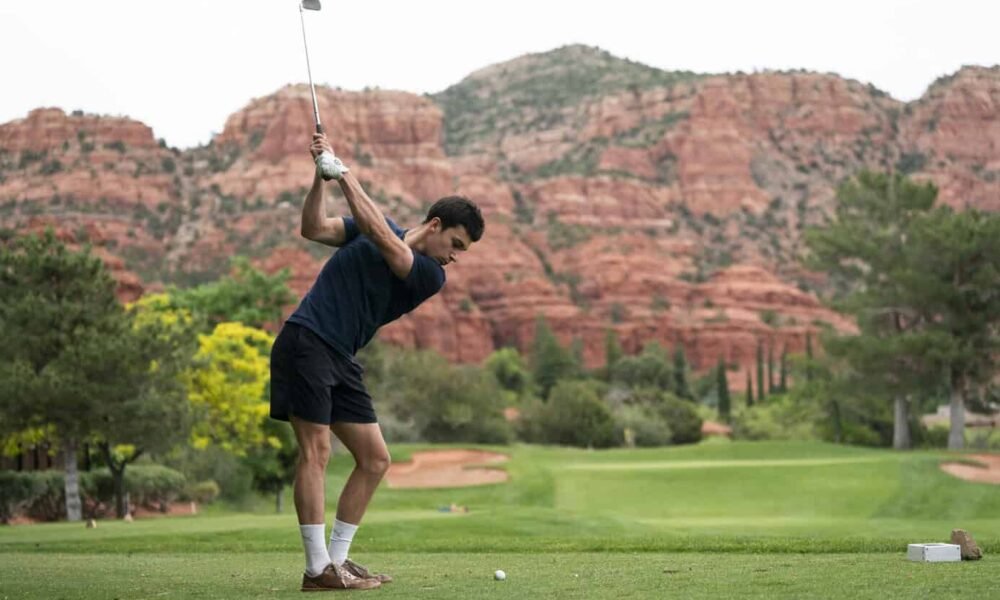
[570,337,585,377]
[745,370,754,407]
[756,340,765,403]
[779,346,788,393]
[767,342,775,394]
[603,329,624,380]
[716,359,731,422]
[531,315,576,399]
[805,331,814,383]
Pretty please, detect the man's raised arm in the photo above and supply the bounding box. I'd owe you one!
[337,171,415,279]
[300,170,351,247]
[309,133,417,279]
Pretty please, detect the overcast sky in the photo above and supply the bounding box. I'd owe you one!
[2,0,997,149]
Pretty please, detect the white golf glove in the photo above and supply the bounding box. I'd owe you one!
[316,151,349,181]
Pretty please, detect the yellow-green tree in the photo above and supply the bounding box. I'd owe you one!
[183,322,275,456]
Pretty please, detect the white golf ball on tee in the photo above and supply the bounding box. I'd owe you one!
[494,569,506,581]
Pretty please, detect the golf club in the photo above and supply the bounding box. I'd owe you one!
[299,0,341,180]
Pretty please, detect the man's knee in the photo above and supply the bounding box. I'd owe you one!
[357,451,390,477]
[297,434,331,468]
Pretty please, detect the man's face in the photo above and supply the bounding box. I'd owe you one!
[426,219,473,266]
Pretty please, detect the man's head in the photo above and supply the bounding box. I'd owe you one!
[420,196,484,266]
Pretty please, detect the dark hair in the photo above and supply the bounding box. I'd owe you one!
[424,195,484,242]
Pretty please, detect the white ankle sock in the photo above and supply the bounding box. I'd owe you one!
[300,523,331,577]
[328,519,359,565]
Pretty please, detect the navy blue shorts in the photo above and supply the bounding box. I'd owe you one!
[269,322,376,425]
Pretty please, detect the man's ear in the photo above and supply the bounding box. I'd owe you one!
[429,217,443,232]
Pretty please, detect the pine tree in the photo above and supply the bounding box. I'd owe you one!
[0,231,193,519]
[902,207,1000,449]
[805,171,941,449]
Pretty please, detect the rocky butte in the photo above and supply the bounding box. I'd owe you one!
[1,46,997,388]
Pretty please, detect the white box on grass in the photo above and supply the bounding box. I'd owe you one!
[907,543,961,562]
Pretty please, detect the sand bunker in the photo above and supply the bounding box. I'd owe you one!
[940,454,1000,484]
[385,449,509,489]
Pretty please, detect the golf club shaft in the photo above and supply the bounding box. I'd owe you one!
[298,5,323,133]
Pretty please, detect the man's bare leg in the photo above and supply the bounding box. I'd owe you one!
[290,416,332,576]
[331,422,390,523]
[327,422,390,568]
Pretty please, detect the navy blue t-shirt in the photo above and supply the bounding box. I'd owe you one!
[287,216,446,357]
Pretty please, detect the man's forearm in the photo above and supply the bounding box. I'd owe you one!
[337,172,393,241]
[300,171,328,238]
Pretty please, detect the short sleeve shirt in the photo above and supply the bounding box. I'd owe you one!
[287,217,446,357]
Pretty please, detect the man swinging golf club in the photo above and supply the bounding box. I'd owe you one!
[271,3,483,590]
[271,133,483,591]
[269,120,484,593]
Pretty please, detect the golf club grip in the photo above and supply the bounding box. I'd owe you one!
[315,123,325,135]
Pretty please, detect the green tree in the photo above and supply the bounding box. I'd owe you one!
[374,349,511,443]
[530,316,577,399]
[0,232,193,519]
[484,347,532,396]
[610,341,673,389]
[716,359,731,422]
[657,393,703,444]
[570,337,586,376]
[805,332,814,382]
[805,171,945,449]
[745,370,754,407]
[767,343,775,394]
[169,257,294,331]
[519,380,616,448]
[92,292,194,518]
[902,207,1000,449]
[614,387,703,444]
[244,419,297,513]
[672,346,692,400]
[603,329,624,379]
[0,231,116,520]
[779,347,788,393]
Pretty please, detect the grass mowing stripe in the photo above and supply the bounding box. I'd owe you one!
[562,456,898,471]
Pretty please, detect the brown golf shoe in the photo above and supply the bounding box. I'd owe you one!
[301,562,381,591]
[342,558,393,584]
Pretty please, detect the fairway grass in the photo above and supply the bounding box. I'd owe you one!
[1,552,995,599]
[1,441,997,598]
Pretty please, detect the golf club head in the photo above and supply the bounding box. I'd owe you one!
[301,0,321,10]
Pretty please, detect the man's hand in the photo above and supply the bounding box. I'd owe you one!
[310,133,349,181]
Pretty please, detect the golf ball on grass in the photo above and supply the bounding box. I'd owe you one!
[494,570,506,581]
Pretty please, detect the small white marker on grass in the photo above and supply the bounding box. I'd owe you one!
[907,543,961,562]
[494,569,506,581]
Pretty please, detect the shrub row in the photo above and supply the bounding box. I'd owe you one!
[0,465,217,522]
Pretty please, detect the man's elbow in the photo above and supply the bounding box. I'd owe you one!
[300,224,320,241]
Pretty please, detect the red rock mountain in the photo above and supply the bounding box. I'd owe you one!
[1,46,997,388]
